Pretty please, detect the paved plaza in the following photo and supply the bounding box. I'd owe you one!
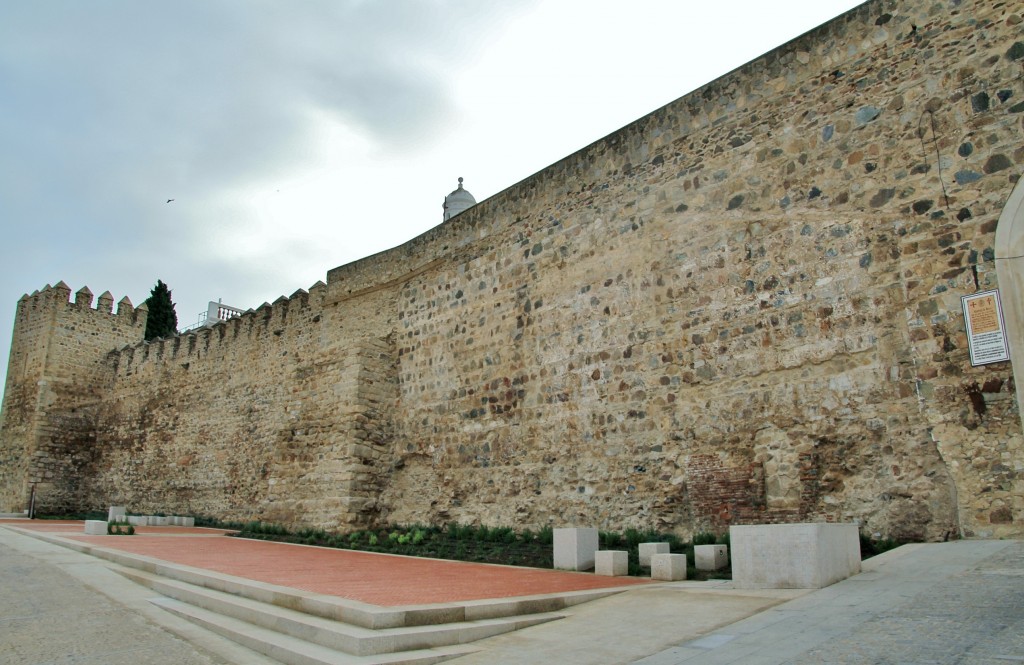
[0,520,1021,664]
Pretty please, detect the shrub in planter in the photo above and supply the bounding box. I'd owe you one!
[107,520,135,535]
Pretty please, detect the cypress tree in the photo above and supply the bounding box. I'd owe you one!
[144,279,178,340]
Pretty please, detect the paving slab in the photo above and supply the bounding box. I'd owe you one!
[632,539,1024,665]
[445,586,796,665]
[0,526,277,665]
[3,520,1021,665]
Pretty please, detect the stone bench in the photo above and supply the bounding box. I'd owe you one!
[84,520,108,535]
[695,544,729,571]
[554,527,599,571]
[595,550,629,576]
[651,553,687,581]
[639,542,670,567]
[124,515,194,527]
[730,523,861,589]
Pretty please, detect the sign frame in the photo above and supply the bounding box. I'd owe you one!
[961,288,1010,366]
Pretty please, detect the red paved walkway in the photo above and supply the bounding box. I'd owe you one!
[4,521,648,607]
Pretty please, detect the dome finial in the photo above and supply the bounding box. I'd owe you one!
[443,177,476,221]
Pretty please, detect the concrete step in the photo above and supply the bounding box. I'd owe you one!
[121,567,563,656]
[150,597,478,665]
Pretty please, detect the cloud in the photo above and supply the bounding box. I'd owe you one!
[0,0,536,402]
[0,0,861,406]
[0,2,526,255]
[0,0,526,220]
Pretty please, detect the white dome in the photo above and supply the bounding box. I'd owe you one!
[443,177,476,221]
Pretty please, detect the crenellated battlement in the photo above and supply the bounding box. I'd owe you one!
[8,281,149,388]
[109,279,328,378]
[16,280,147,326]
[2,280,152,513]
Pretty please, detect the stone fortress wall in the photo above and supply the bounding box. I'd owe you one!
[0,284,146,512]
[1,0,1022,540]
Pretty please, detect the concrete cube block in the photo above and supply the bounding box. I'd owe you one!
[169,516,182,526]
[181,517,195,528]
[554,527,599,571]
[651,553,687,581]
[151,516,169,526]
[595,550,629,576]
[730,523,861,589]
[84,520,107,535]
[107,506,126,521]
[695,544,729,571]
[639,542,670,567]
[126,516,144,526]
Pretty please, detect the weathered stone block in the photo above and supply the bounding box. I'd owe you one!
[595,550,628,576]
[554,527,599,571]
[639,542,670,567]
[651,553,687,581]
[730,523,860,589]
[181,517,194,527]
[107,505,126,521]
[84,520,107,535]
[695,544,729,571]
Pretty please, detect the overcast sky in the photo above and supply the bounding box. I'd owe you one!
[0,0,865,403]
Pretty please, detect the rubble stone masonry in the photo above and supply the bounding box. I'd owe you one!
[2,0,1022,539]
[0,284,145,512]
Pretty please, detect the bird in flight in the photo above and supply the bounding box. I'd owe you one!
[166,198,175,203]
